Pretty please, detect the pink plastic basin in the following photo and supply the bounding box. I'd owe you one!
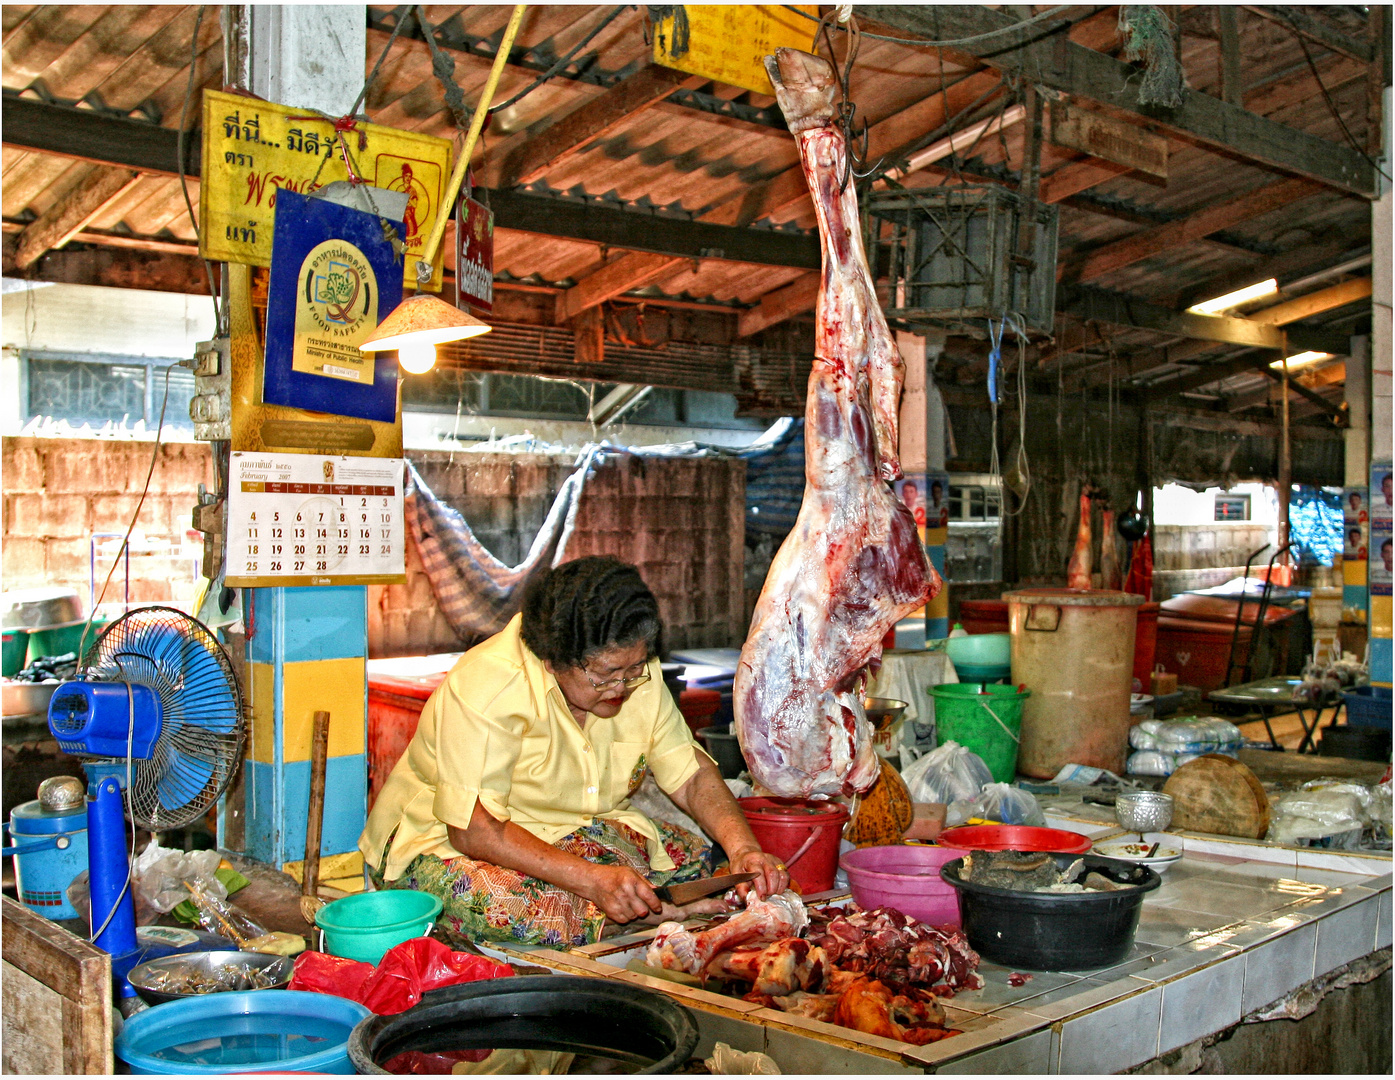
[838,844,962,928]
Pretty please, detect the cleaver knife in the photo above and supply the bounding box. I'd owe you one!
[653,872,757,906]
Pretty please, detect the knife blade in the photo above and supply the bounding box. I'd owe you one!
[653,872,758,906]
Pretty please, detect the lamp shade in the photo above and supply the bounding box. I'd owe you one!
[359,293,491,352]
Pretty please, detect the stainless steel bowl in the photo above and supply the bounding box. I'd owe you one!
[127,950,294,1006]
[863,697,909,731]
[1,679,59,718]
[1,588,83,631]
[1115,791,1174,835]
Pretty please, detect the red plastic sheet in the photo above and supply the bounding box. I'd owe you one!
[289,935,514,1015]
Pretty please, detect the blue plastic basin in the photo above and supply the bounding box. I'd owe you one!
[114,990,371,1074]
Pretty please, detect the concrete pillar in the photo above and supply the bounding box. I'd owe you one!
[898,329,950,640]
[1369,175,1392,686]
[223,6,372,892]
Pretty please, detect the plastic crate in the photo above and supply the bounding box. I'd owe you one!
[1342,685,1393,728]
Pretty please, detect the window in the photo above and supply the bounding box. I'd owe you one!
[949,484,1002,522]
[1214,493,1251,521]
[24,351,194,430]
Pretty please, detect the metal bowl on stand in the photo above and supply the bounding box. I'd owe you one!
[1115,791,1174,837]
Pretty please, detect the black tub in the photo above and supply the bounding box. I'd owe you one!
[347,975,699,1074]
[940,853,1161,971]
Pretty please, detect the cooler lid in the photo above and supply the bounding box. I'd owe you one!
[10,798,86,833]
[1002,588,1146,608]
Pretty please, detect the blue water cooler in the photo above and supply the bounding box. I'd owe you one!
[4,777,89,920]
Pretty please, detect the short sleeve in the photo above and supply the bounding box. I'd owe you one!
[646,670,711,794]
[432,666,527,829]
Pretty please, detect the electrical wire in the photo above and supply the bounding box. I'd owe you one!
[176,5,226,337]
[489,5,630,116]
[782,4,1075,50]
[77,364,178,665]
[1279,11,1392,184]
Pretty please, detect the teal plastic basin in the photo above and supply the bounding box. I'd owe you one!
[315,889,443,964]
[945,633,1011,681]
[114,989,370,1074]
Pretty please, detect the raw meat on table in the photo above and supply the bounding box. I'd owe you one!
[734,47,940,801]
[806,905,983,994]
[645,891,808,976]
[709,937,827,997]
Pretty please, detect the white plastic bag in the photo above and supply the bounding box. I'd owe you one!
[132,840,225,916]
[947,782,1045,828]
[901,740,993,805]
[705,1042,781,1075]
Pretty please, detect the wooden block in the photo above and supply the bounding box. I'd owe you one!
[1151,671,1179,696]
[1163,755,1271,839]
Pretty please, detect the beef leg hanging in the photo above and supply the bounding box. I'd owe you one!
[734,48,940,799]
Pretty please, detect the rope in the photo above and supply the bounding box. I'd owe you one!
[489,5,629,116]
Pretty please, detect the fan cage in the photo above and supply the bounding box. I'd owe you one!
[79,606,245,831]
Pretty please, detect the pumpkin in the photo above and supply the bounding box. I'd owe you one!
[844,760,915,848]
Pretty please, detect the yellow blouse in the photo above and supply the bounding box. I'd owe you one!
[360,613,712,881]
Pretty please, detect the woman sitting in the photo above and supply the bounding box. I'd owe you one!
[359,556,787,947]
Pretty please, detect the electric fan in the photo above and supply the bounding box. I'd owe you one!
[46,606,244,994]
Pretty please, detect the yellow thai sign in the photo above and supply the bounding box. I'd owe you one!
[652,5,818,96]
[200,89,451,291]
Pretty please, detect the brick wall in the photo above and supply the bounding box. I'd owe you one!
[2,438,747,657]
[1152,523,1276,602]
[2,436,212,606]
[371,451,747,657]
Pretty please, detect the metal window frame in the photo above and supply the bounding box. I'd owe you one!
[21,349,190,429]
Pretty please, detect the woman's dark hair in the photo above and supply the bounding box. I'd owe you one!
[521,556,663,668]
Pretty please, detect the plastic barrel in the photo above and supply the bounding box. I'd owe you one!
[315,890,442,965]
[2,629,29,676]
[737,797,847,893]
[5,798,88,920]
[928,683,1029,783]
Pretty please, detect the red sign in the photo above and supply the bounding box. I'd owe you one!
[456,193,494,313]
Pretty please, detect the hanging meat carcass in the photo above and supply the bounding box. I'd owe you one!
[1066,490,1093,590]
[1099,507,1120,590]
[734,48,940,800]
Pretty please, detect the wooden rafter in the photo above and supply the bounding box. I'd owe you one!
[11,165,142,269]
[1065,178,1324,283]
[1241,6,1374,64]
[736,273,820,338]
[1247,277,1373,326]
[857,5,1376,196]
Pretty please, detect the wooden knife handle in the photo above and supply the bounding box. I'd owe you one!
[303,710,331,897]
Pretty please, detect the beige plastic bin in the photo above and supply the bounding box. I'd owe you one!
[1004,588,1145,779]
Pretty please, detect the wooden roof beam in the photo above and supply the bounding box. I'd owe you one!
[737,273,820,339]
[1065,177,1324,283]
[11,165,142,270]
[1247,277,1373,326]
[1241,6,1374,65]
[857,5,1376,196]
[487,65,706,190]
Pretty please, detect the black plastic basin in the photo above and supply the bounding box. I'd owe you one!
[347,975,699,1074]
[940,853,1161,971]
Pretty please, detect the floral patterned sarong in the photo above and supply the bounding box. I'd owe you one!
[369,818,711,948]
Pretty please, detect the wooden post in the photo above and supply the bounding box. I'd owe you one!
[1278,347,1292,573]
[1217,6,1244,108]
[303,710,331,900]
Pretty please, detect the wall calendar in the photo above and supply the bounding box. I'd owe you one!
[225,452,406,588]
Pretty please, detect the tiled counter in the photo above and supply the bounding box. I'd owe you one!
[480,824,1391,1074]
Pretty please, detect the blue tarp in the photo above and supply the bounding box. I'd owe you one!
[1289,486,1343,566]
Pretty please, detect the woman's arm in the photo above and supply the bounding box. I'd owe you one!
[667,755,791,898]
[447,801,662,923]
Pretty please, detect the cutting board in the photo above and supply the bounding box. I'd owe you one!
[1163,755,1271,838]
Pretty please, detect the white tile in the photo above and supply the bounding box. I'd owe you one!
[946,962,1082,1015]
[1178,835,1286,863]
[1377,890,1392,952]
[1292,850,1393,876]
[1113,937,1241,985]
[1314,896,1382,975]
[935,1028,1054,1074]
[901,1012,1047,1068]
[1134,904,1244,948]
[1158,953,1244,1053]
[1241,922,1318,1014]
[762,1023,921,1074]
[1057,984,1161,1074]
[690,1007,766,1059]
[1059,938,1171,978]
[1147,877,1314,921]
[1017,975,1144,1021]
[1364,872,1393,891]
[1286,865,1381,889]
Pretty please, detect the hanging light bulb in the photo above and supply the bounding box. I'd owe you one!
[397,340,438,375]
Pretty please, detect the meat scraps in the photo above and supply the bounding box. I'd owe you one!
[733,47,939,800]
[806,905,984,995]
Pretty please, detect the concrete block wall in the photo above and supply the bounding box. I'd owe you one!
[2,436,211,607]
[370,451,748,657]
[1151,523,1275,602]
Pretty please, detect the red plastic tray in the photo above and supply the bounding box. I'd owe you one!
[935,825,1092,854]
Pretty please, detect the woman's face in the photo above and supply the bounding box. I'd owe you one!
[549,640,651,719]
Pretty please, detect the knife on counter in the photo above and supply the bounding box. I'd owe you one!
[653,872,758,906]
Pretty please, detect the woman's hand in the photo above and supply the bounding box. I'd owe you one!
[728,848,790,900]
[581,864,663,923]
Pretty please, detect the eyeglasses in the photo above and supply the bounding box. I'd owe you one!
[581,665,651,692]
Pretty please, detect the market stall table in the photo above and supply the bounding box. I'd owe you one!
[1209,676,1345,754]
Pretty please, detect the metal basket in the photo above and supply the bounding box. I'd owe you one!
[866,184,1058,334]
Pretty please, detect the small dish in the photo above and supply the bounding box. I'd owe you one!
[1093,833,1183,872]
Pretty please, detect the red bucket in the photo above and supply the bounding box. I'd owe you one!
[737,797,848,894]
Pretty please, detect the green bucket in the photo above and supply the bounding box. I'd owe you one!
[928,683,1031,783]
[2,629,29,677]
[315,889,443,964]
